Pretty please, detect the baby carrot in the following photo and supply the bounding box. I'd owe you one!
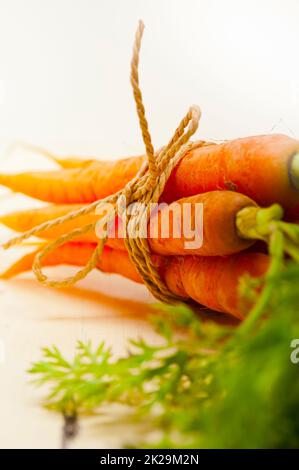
[165,254,269,319]
[0,241,268,319]
[162,133,299,211]
[0,157,143,204]
[0,204,101,244]
[3,190,299,260]
[0,243,142,284]
[0,191,258,256]
[0,204,125,250]
[0,134,298,212]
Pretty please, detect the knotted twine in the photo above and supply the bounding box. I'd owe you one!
[2,21,201,303]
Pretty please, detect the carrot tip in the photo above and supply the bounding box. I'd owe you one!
[0,214,11,225]
[0,273,9,280]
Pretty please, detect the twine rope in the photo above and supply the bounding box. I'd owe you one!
[2,20,201,302]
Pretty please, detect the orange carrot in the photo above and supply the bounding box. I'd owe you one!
[0,203,125,250]
[162,134,299,211]
[0,135,298,212]
[164,254,269,319]
[0,191,258,256]
[0,243,142,284]
[148,191,256,256]
[0,157,143,204]
[0,241,269,319]
[0,204,102,245]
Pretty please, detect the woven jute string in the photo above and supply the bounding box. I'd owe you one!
[2,21,201,303]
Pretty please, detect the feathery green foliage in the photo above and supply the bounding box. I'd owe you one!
[29,263,299,448]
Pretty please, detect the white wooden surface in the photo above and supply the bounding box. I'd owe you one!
[0,0,299,448]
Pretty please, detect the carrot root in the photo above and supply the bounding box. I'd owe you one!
[1,135,299,212]
[0,243,142,284]
[0,241,269,319]
[0,191,258,257]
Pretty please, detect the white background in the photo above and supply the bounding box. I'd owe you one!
[0,0,298,159]
[0,0,298,448]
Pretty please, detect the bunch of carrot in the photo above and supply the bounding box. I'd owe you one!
[1,133,299,320]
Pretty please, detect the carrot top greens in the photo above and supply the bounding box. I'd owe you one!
[29,263,299,448]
